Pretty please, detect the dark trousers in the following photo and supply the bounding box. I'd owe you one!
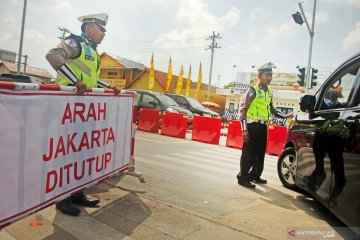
[239,122,267,182]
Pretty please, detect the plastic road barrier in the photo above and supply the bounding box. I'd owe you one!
[192,116,221,144]
[137,108,161,133]
[266,124,288,156]
[161,112,188,139]
[0,82,144,229]
[226,120,244,149]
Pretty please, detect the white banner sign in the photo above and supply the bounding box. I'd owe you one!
[0,89,134,228]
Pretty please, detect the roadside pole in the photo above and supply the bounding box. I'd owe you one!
[206,31,221,101]
[298,0,317,94]
[17,0,27,75]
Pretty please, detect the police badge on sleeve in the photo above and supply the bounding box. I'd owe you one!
[64,39,78,47]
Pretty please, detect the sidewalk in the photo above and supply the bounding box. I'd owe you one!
[0,179,258,240]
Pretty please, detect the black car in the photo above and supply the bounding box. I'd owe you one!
[130,89,193,119]
[277,52,360,234]
[165,93,219,117]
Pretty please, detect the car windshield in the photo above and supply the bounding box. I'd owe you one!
[155,93,179,106]
[187,97,206,109]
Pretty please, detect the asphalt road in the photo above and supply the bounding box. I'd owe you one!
[0,130,356,240]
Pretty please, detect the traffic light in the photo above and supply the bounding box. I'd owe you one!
[292,12,304,25]
[297,67,306,86]
[311,68,318,87]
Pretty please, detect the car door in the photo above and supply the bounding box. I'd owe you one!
[295,60,360,209]
[329,71,360,228]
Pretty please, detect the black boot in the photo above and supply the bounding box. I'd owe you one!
[71,191,100,207]
[55,198,81,216]
[237,175,256,188]
[250,178,267,184]
[236,175,241,184]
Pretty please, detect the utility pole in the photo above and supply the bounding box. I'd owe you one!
[217,74,221,87]
[298,0,317,94]
[17,0,27,75]
[205,31,221,101]
[58,27,71,42]
[23,55,28,74]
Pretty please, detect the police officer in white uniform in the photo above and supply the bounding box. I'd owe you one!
[46,13,119,216]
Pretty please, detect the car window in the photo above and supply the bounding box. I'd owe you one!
[142,94,158,105]
[319,62,360,110]
[176,96,188,106]
[170,95,178,101]
[187,97,205,109]
[156,94,179,106]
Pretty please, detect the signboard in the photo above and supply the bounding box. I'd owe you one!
[106,78,126,88]
[250,72,299,86]
[0,89,134,228]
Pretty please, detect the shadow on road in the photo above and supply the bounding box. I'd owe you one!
[43,191,152,240]
[251,184,358,239]
[90,192,152,236]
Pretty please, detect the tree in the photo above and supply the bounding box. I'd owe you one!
[224,81,236,89]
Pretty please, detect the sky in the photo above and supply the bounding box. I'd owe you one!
[1,0,360,88]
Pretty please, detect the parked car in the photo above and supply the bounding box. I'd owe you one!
[129,90,193,122]
[0,73,45,84]
[277,52,360,233]
[165,93,219,117]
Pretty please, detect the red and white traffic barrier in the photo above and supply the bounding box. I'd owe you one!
[0,82,144,229]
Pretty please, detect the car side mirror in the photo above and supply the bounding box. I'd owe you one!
[299,95,316,112]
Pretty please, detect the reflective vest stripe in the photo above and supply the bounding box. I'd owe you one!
[58,42,99,88]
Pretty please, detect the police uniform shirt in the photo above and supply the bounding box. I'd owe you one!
[46,36,110,88]
[46,38,82,71]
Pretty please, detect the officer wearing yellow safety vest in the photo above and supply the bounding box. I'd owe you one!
[236,63,292,188]
[46,13,120,216]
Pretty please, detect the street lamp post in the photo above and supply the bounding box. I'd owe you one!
[294,0,317,94]
[17,0,27,75]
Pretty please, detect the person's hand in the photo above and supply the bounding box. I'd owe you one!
[242,130,249,142]
[75,81,87,94]
[285,112,294,118]
[111,86,121,95]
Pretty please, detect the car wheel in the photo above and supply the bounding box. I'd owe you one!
[277,147,298,190]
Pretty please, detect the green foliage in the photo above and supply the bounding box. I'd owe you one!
[224,81,236,89]
[319,120,350,139]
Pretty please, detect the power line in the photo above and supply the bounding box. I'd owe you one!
[106,36,208,43]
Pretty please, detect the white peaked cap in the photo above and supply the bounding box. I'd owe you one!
[78,13,108,31]
[258,62,275,73]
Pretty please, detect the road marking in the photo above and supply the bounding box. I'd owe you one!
[145,148,278,179]
[185,150,277,168]
[137,154,279,186]
[200,149,241,159]
[171,152,237,169]
[136,156,237,183]
[135,136,186,144]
